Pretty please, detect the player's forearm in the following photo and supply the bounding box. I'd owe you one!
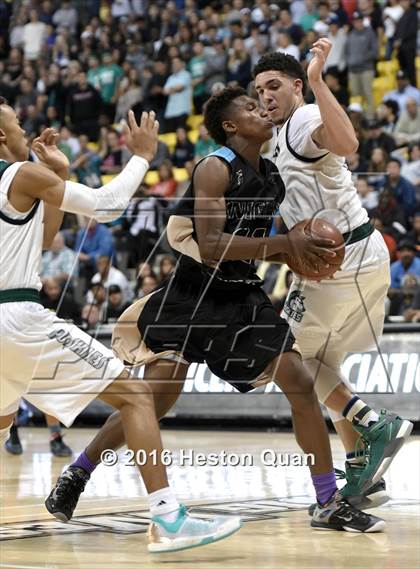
[61,156,149,222]
[310,78,358,156]
[42,166,67,248]
[54,166,70,182]
[201,232,292,262]
[260,253,289,264]
[43,203,65,249]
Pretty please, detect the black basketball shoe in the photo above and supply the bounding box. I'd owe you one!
[5,423,23,455]
[45,466,90,522]
[311,490,385,532]
[308,477,388,516]
[50,433,73,457]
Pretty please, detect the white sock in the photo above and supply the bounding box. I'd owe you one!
[346,452,365,465]
[357,409,380,427]
[148,487,180,522]
[343,396,379,427]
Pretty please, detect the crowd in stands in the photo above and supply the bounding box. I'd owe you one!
[0,0,419,324]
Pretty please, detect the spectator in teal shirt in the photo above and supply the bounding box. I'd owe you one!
[96,52,124,120]
[300,0,320,32]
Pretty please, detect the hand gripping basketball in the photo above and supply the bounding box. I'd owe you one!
[286,218,345,280]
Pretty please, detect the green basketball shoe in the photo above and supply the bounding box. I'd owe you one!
[353,409,413,494]
[338,464,389,509]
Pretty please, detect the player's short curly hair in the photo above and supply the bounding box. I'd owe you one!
[253,53,307,96]
[203,86,247,146]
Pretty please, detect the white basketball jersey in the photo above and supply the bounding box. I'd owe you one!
[0,160,44,291]
[272,104,368,234]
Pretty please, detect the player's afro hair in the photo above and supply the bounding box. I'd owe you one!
[203,86,248,146]
[253,52,307,96]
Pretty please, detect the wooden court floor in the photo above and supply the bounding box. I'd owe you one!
[1,428,419,569]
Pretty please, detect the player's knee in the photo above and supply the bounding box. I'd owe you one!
[274,362,317,411]
[126,389,155,413]
[305,357,339,404]
[113,371,155,409]
[289,387,318,413]
[304,357,352,404]
[124,380,153,402]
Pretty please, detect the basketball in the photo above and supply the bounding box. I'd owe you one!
[286,218,345,280]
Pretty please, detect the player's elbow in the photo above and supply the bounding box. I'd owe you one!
[346,136,359,155]
[93,209,124,223]
[198,238,222,262]
[332,136,359,157]
[42,236,54,250]
[198,242,215,261]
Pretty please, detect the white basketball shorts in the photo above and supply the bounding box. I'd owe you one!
[282,229,391,359]
[0,301,124,426]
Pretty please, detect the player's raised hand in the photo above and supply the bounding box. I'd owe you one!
[307,38,332,85]
[32,128,70,173]
[122,110,159,164]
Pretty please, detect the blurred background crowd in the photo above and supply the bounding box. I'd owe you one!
[0,0,419,325]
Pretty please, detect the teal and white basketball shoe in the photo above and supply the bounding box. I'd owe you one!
[148,504,242,553]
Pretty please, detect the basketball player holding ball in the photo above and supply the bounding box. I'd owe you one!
[254,40,413,511]
[48,87,386,533]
